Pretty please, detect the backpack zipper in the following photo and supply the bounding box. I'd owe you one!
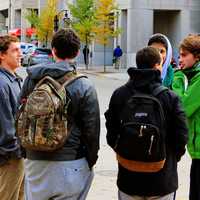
[124,122,159,136]
[148,135,154,155]
[139,125,146,137]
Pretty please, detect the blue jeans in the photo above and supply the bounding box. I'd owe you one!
[25,158,93,200]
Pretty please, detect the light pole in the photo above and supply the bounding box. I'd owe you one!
[54,10,71,32]
[8,0,12,31]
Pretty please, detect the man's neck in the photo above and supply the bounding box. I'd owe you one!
[0,63,16,75]
[55,57,75,63]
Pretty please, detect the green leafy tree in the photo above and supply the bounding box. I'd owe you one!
[25,9,39,28]
[25,0,58,47]
[68,0,96,69]
[94,0,121,72]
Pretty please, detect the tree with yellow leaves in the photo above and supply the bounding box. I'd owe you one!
[94,0,121,72]
[25,0,58,47]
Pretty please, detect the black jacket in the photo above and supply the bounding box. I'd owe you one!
[105,68,188,196]
[20,61,100,168]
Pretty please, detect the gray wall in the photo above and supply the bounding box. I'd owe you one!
[116,0,200,68]
[0,12,6,34]
[190,10,200,34]
[120,9,127,68]
[126,9,153,67]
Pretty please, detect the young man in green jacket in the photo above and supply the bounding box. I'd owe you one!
[172,34,200,200]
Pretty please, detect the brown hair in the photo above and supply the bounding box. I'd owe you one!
[136,46,161,69]
[179,34,200,60]
[51,28,80,59]
[0,35,19,54]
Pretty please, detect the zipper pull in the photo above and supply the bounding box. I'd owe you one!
[139,125,146,137]
[139,125,143,137]
[148,135,154,155]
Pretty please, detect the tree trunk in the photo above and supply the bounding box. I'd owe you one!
[45,33,48,47]
[104,44,106,72]
[85,35,89,70]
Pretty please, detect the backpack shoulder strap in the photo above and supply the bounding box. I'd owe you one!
[152,85,168,97]
[152,85,168,124]
[35,76,62,91]
[58,71,87,88]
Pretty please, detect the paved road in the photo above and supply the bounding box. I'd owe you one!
[17,66,191,200]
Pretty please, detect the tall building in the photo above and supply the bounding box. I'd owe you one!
[0,0,38,40]
[1,0,200,67]
[117,0,200,67]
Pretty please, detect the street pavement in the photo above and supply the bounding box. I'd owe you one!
[17,65,190,200]
[78,65,129,81]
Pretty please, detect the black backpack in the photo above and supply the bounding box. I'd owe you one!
[116,85,168,172]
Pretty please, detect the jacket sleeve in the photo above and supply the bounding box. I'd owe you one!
[79,83,100,168]
[172,70,200,118]
[105,90,122,150]
[19,77,35,100]
[0,88,19,164]
[169,92,189,161]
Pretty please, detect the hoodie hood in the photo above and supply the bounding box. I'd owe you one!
[127,67,162,89]
[26,61,75,80]
[148,33,172,81]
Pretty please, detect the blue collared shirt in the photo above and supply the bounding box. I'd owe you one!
[0,67,23,164]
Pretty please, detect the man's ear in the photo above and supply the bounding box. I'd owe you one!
[154,63,162,72]
[0,52,5,62]
[52,48,57,59]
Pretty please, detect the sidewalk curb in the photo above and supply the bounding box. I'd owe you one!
[78,68,128,81]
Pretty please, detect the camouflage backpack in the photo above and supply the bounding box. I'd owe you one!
[16,71,86,152]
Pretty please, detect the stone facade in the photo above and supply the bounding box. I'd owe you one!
[0,0,38,39]
[117,0,200,67]
[1,0,199,67]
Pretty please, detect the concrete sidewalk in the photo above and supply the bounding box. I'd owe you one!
[78,65,129,81]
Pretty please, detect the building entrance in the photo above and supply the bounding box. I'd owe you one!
[154,10,181,60]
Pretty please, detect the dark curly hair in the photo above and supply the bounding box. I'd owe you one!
[148,34,168,51]
[51,28,80,59]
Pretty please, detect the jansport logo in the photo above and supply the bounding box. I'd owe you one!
[135,112,148,117]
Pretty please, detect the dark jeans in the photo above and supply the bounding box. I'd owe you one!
[189,159,200,200]
[84,55,89,65]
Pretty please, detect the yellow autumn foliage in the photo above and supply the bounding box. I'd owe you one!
[94,0,119,45]
[36,0,58,45]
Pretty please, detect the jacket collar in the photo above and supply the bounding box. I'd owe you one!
[127,67,162,89]
[182,61,200,80]
[27,61,76,80]
[0,67,22,83]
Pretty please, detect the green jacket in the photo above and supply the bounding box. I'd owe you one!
[172,61,200,159]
